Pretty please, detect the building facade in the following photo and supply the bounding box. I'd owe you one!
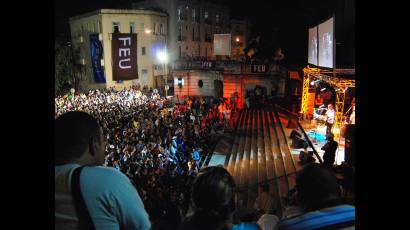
[69,9,168,90]
[132,0,248,63]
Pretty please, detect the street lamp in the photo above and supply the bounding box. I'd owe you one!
[146,28,168,97]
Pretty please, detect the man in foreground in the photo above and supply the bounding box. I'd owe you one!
[55,111,151,230]
[277,163,355,230]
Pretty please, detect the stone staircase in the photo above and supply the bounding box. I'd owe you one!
[223,108,298,215]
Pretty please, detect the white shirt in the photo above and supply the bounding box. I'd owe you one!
[326,109,335,124]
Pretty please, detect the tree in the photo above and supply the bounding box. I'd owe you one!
[55,42,74,95]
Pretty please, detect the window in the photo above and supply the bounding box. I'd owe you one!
[178,8,182,20]
[93,23,96,32]
[198,25,200,41]
[160,24,164,35]
[141,69,149,88]
[179,46,182,59]
[204,11,208,19]
[98,21,101,33]
[113,22,120,33]
[130,22,135,33]
[192,9,196,21]
[142,47,146,55]
[153,23,156,34]
[141,22,145,31]
[216,14,220,24]
[178,25,182,41]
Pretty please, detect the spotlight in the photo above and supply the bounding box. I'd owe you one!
[321,88,326,92]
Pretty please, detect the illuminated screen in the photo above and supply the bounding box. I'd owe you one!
[308,26,318,65]
[213,34,231,56]
[318,17,334,68]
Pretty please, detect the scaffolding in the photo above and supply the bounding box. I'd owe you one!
[301,67,355,138]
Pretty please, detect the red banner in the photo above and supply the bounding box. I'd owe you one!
[111,33,138,80]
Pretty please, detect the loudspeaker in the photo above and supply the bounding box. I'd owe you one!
[290,129,302,139]
[344,125,355,166]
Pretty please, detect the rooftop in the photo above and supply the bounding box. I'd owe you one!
[69,8,167,22]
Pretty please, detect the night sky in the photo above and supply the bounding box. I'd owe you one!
[55,0,352,65]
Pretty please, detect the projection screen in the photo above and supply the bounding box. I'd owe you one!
[308,26,318,66]
[318,17,334,68]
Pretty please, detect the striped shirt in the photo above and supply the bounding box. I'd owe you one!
[277,205,355,230]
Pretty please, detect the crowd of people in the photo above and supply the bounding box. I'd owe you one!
[55,87,355,230]
[55,87,239,228]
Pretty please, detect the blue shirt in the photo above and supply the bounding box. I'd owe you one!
[192,150,200,161]
[55,163,151,230]
[277,205,355,230]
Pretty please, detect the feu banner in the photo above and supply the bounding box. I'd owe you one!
[111,33,138,81]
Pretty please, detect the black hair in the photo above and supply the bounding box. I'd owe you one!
[189,166,236,230]
[296,163,341,212]
[55,111,101,164]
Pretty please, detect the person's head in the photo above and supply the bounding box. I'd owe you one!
[55,111,106,166]
[190,166,236,229]
[296,163,341,212]
[328,104,334,110]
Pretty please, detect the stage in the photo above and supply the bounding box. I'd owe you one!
[286,118,346,165]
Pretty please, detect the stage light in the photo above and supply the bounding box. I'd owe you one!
[321,88,326,91]
[235,37,240,42]
[311,81,315,86]
[145,29,152,34]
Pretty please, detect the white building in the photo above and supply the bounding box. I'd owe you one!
[69,9,168,90]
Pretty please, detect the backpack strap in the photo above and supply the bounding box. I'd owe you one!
[71,166,95,230]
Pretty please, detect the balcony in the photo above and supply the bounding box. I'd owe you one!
[172,60,287,75]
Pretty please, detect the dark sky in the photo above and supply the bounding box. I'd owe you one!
[56,0,351,65]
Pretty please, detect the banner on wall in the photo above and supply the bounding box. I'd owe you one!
[111,33,138,81]
[89,34,106,83]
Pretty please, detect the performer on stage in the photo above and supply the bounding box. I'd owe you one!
[349,98,355,125]
[325,104,335,136]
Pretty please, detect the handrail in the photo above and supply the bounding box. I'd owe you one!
[296,121,323,164]
[273,104,323,164]
[274,104,300,120]
[272,105,298,172]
